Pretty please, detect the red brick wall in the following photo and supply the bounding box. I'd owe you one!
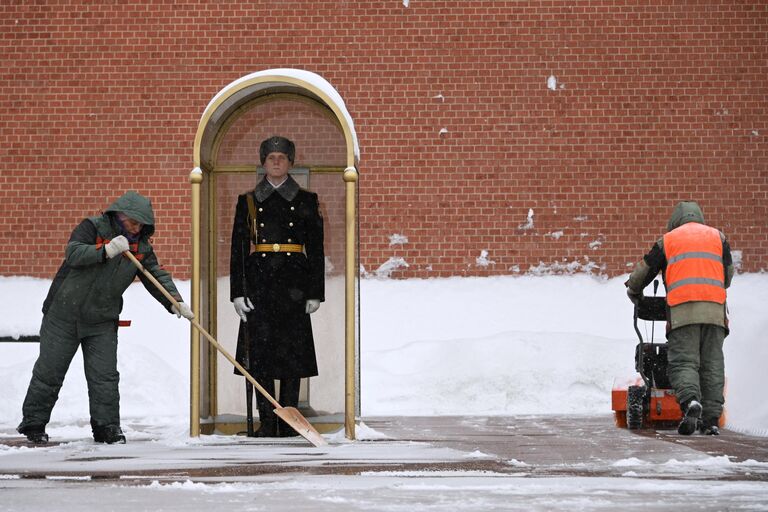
[1,1,766,280]
[217,99,347,167]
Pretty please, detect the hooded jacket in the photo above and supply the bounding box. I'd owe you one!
[626,201,734,333]
[42,191,182,330]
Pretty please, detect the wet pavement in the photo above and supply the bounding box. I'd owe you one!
[2,416,768,512]
[365,416,768,480]
[1,415,767,481]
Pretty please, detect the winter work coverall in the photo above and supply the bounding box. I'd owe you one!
[626,201,734,431]
[17,191,187,439]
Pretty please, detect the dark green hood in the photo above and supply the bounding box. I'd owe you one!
[104,191,156,236]
[667,201,705,232]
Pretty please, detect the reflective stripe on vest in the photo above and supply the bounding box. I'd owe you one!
[663,223,726,306]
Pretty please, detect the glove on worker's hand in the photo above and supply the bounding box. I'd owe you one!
[305,299,321,314]
[233,297,254,322]
[105,235,130,259]
[172,302,195,320]
[626,288,642,305]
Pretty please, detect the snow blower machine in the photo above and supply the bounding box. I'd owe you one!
[612,281,682,429]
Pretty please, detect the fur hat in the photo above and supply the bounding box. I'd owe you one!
[259,136,295,165]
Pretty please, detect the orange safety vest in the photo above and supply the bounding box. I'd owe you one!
[663,223,726,306]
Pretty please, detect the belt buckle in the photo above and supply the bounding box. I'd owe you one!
[272,243,280,252]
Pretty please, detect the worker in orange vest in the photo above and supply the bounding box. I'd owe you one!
[626,201,734,436]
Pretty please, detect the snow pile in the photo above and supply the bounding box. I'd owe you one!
[0,276,49,339]
[518,208,534,230]
[147,480,249,493]
[547,75,557,90]
[475,250,495,267]
[0,273,766,436]
[0,279,191,429]
[374,257,409,278]
[360,273,768,435]
[326,422,390,443]
[546,231,564,240]
[388,234,408,246]
[526,257,603,276]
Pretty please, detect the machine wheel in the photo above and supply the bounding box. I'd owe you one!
[627,385,646,430]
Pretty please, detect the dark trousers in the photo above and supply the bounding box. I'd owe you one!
[18,314,120,432]
[256,377,300,429]
[667,323,726,421]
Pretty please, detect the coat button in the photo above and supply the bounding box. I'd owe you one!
[262,239,266,243]
[289,222,294,227]
[258,207,263,212]
[259,223,264,227]
[261,253,266,257]
[290,206,295,211]
[287,253,291,256]
[287,238,292,243]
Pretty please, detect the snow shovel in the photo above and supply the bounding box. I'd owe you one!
[123,250,327,447]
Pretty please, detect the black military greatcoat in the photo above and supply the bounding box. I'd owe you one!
[230,175,324,379]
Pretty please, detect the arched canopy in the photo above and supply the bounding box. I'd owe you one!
[188,68,360,440]
[194,69,359,171]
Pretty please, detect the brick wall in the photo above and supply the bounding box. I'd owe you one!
[1,1,766,280]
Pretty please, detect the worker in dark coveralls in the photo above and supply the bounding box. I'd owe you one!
[626,201,733,436]
[230,136,324,437]
[17,191,194,445]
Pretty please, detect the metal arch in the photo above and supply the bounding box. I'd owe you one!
[209,93,344,172]
[193,74,358,170]
[189,71,359,439]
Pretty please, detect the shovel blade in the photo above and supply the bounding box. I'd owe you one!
[274,406,328,447]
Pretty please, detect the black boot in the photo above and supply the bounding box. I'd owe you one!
[254,413,278,437]
[699,417,720,436]
[277,378,301,438]
[254,381,278,437]
[677,400,702,435]
[93,425,126,444]
[19,425,48,445]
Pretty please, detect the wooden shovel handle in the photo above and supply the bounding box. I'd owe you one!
[122,250,281,410]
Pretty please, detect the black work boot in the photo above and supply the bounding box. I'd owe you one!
[699,417,720,436]
[93,425,126,444]
[677,400,702,435]
[19,425,48,445]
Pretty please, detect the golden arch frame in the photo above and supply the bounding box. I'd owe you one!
[189,69,360,439]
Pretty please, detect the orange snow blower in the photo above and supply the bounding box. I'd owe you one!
[612,280,726,430]
[612,285,680,429]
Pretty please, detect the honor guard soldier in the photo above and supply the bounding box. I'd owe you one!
[230,136,325,437]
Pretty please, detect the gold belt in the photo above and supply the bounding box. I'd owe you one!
[254,243,304,253]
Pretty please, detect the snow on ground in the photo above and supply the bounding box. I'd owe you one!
[0,273,767,435]
[1,272,768,510]
[1,474,767,512]
[360,273,768,435]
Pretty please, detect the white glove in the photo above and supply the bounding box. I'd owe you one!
[233,296,254,322]
[105,235,130,259]
[172,302,195,320]
[305,299,321,314]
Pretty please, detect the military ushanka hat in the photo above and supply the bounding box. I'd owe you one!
[259,136,295,165]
